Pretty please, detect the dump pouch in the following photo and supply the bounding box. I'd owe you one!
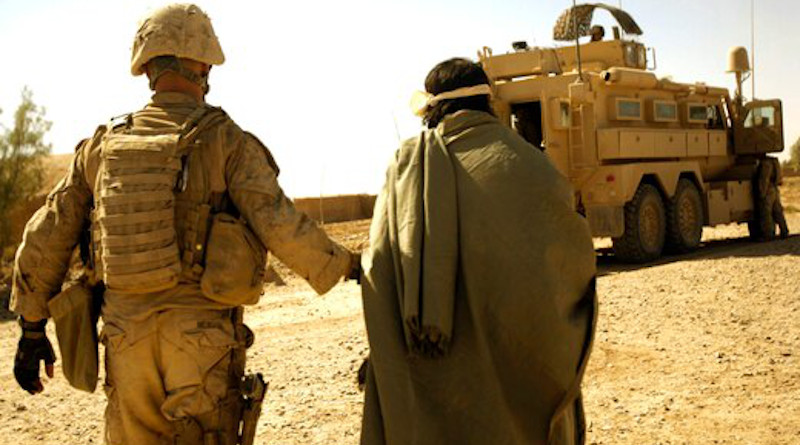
[47,283,101,393]
[201,213,266,306]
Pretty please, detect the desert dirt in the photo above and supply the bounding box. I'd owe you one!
[0,179,799,445]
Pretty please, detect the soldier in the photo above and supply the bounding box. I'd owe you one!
[757,157,789,239]
[10,4,357,444]
[360,58,597,444]
[590,25,605,42]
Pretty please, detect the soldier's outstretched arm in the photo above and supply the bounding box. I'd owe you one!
[226,134,352,295]
[11,141,93,321]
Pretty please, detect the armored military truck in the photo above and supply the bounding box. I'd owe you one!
[479,3,785,262]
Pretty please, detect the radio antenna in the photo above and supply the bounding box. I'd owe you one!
[572,0,584,82]
[751,0,756,99]
[391,111,402,142]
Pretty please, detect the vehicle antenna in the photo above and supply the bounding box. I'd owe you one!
[391,111,402,142]
[750,0,756,99]
[319,165,325,226]
[572,0,584,82]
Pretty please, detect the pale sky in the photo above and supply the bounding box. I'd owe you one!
[1,0,797,197]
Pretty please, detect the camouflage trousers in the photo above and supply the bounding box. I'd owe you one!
[101,308,246,445]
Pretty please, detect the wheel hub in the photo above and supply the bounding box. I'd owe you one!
[640,201,661,251]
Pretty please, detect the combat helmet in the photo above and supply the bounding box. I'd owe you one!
[130,3,224,92]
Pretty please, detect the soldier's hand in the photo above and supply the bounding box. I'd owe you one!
[346,252,362,284]
[14,318,56,395]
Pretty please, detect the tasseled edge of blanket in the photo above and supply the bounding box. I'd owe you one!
[406,319,451,358]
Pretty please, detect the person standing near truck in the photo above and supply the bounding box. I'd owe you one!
[757,157,789,239]
[359,57,597,444]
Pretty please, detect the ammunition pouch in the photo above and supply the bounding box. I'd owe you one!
[47,282,102,392]
[200,213,267,306]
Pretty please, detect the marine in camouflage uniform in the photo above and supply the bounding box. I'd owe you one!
[10,4,355,444]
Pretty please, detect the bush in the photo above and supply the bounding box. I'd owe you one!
[0,87,51,249]
[787,137,800,171]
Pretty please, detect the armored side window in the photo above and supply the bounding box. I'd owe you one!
[686,104,707,124]
[614,98,643,121]
[623,43,648,69]
[653,101,678,122]
[557,101,571,129]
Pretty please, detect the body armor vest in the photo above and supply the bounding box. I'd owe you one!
[91,108,225,294]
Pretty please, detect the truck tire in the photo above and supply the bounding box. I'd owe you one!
[665,178,704,253]
[613,183,666,263]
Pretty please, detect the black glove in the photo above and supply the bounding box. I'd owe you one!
[14,318,56,395]
[347,252,362,284]
[356,356,369,391]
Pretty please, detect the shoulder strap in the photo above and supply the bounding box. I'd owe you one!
[105,113,133,135]
[178,106,229,151]
[173,107,229,194]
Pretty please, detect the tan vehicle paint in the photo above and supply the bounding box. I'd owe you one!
[479,4,784,262]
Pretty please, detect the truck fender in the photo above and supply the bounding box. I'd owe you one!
[620,162,705,203]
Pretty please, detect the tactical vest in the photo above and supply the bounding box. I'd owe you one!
[91,108,227,294]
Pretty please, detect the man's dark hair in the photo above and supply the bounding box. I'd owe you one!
[423,58,494,128]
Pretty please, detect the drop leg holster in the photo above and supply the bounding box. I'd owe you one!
[172,308,266,445]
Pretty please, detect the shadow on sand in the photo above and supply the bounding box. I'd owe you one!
[2,235,797,320]
[597,234,800,276]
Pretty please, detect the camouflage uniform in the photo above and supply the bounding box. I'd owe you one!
[10,5,351,444]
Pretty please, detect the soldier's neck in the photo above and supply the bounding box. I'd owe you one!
[153,75,205,103]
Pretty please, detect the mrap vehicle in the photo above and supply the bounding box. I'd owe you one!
[479,3,785,262]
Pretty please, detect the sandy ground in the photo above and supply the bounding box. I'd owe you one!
[0,181,798,444]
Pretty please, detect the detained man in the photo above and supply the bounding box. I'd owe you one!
[359,58,598,445]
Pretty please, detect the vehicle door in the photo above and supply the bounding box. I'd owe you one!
[735,99,784,154]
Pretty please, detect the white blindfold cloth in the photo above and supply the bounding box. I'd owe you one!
[410,84,493,117]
